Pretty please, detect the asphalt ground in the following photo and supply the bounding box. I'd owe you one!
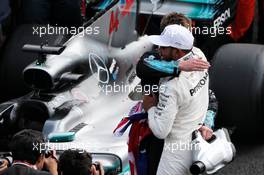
[215,144,264,175]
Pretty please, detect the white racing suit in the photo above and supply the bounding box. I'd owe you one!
[148,48,209,175]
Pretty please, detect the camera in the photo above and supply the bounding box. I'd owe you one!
[93,162,100,171]
[44,150,52,158]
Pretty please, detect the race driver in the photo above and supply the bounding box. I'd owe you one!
[137,13,217,131]
[143,24,209,175]
[136,13,216,175]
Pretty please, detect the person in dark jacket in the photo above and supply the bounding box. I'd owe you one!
[2,129,58,175]
[59,149,104,175]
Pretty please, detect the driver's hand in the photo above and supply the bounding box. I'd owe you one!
[179,58,210,72]
[198,125,213,140]
[0,159,9,173]
[91,162,105,175]
[143,94,158,112]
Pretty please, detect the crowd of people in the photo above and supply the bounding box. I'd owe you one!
[0,129,104,175]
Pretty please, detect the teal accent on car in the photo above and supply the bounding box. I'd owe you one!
[119,164,130,175]
[176,0,220,4]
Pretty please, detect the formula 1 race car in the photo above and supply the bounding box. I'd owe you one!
[0,0,263,174]
[0,1,148,174]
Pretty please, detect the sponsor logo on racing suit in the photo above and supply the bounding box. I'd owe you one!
[190,72,209,96]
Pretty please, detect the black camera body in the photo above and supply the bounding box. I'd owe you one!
[93,162,100,170]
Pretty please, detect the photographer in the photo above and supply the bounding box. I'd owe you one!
[1,129,58,175]
[59,150,104,175]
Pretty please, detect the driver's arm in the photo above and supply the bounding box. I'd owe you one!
[136,51,210,80]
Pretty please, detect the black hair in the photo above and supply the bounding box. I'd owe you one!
[59,149,93,175]
[9,129,45,164]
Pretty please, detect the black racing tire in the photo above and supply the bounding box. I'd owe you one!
[210,44,264,142]
[0,24,69,102]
